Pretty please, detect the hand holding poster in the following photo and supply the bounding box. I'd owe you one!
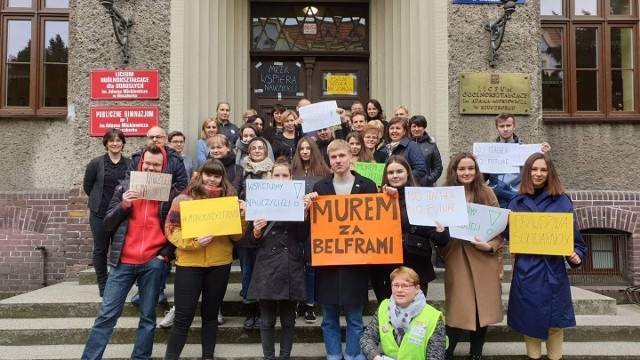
[449,203,510,242]
[310,193,403,266]
[404,186,469,227]
[129,171,172,201]
[355,162,385,186]
[473,143,542,174]
[180,196,243,238]
[509,212,574,255]
[299,100,341,133]
[245,179,306,221]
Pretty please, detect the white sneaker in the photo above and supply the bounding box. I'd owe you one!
[217,308,224,325]
[159,306,175,328]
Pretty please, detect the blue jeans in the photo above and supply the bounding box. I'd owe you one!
[321,304,366,360]
[238,246,256,303]
[82,257,165,360]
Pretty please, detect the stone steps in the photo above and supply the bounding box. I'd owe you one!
[0,281,615,319]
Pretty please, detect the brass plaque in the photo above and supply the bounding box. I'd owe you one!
[459,73,531,115]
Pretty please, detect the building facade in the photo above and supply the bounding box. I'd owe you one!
[0,0,638,297]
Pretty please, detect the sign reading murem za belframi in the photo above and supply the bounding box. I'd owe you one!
[453,0,526,4]
[255,61,301,97]
[90,70,160,100]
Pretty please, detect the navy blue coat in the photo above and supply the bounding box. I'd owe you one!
[505,191,587,339]
[387,138,427,180]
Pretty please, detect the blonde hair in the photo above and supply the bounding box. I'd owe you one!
[390,266,420,285]
[200,118,220,139]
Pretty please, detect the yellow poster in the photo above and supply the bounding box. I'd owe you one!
[327,75,354,95]
[509,212,574,256]
[179,196,242,238]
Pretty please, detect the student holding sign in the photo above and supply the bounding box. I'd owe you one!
[246,160,312,360]
[441,153,504,360]
[163,159,248,360]
[506,153,586,360]
[308,139,378,360]
[378,156,449,302]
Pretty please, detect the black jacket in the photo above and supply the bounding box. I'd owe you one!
[130,146,188,192]
[412,133,443,187]
[83,154,131,216]
[311,171,378,306]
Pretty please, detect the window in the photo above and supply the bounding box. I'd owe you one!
[541,0,639,120]
[0,0,68,117]
[568,230,630,286]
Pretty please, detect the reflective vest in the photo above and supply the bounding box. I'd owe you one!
[378,299,444,359]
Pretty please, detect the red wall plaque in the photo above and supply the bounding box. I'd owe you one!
[90,69,160,100]
[90,106,160,137]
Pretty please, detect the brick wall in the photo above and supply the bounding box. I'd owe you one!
[0,188,91,298]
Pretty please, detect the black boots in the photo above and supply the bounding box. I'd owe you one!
[243,302,260,330]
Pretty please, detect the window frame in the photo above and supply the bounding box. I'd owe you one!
[0,0,68,118]
[542,0,640,122]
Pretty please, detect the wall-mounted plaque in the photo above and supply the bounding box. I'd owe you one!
[90,70,160,100]
[89,106,160,136]
[459,73,531,115]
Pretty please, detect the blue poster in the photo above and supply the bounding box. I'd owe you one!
[453,0,526,4]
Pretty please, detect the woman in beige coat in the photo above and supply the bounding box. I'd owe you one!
[441,153,504,360]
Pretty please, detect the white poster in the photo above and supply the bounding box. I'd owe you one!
[404,186,469,227]
[473,143,542,173]
[299,100,341,133]
[245,179,306,221]
[449,203,510,242]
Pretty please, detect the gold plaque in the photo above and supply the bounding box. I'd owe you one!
[459,73,531,115]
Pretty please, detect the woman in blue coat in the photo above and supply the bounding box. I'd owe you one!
[383,117,427,180]
[505,153,587,360]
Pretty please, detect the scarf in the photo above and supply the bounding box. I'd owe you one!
[242,156,274,178]
[388,291,426,345]
[235,140,249,165]
[387,141,400,154]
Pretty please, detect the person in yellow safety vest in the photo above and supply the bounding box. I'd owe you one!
[360,266,447,360]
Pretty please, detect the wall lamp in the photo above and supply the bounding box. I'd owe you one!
[485,0,516,67]
[98,0,134,63]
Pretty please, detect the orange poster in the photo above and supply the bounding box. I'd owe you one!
[310,193,403,266]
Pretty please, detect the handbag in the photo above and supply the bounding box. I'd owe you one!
[403,230,431,258]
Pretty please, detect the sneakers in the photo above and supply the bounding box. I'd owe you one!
[217,308,224,325]
[304,304,316,324]
[243,302,259,330]
[159,306,175,328]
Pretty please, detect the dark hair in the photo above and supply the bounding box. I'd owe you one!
[167,131,186,142]
[345,131,373,163]
[386,117,409,140]
[291,136,331,177]
[187,158,237,199]
[366,99,385,121]
[102,129,126,149]
[409,115,427,128]
[145,144,163,155]
[272,157,292,176]
[240,122,262,138]
[519,153,564,196]
[247,115,265,126]
[381,155,418,187]
[444,153,495,205]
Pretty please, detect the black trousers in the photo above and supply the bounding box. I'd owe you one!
[165,264,231,360]
[259,299,297,360]
[89,212,114,292]
[445,311,488,357]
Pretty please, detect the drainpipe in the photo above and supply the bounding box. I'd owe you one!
[34,246,47,287]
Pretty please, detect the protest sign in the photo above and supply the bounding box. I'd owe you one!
[449,203,510,242]
[355,162,385,186]
[509,212,574,255]
[245,179,306,221]
[404,186,468,227]
[129,171,172,201]
[294,176,324,194]
[180,196,242,238]
[310,193,403,266]
[299,100,341,133]
[473,142,542,173]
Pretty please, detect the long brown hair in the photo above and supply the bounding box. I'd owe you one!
[444,153,494,205]
[291,136,331,177]
[345,132,374,163]
[186,158,237,199]
[381,155,418,187]
[519,153,564,196]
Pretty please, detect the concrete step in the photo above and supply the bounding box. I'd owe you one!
[76,266,515,285]
[1,305,640,346]
[1,341,640,359]
[0,281,616,319]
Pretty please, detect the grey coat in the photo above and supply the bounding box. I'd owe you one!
[246,221,309,301]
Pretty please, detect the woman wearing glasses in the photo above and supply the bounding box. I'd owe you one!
[360,266,446,360]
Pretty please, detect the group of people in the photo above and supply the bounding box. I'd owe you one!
[81,99,586,360]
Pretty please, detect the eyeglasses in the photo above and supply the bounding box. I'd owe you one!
[170,140,185,144]
[391,283,415,290]
[147,135,165,140]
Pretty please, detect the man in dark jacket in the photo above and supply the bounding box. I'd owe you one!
[82,145,177,360]
[409,115,443,187]
[308,140,377,360]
